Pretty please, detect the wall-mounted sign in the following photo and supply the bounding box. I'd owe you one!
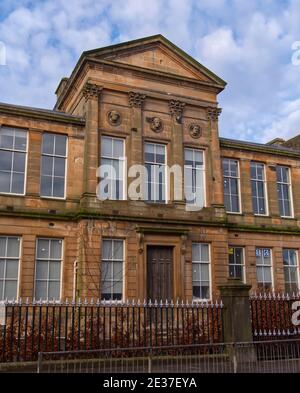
[292,301,300,327]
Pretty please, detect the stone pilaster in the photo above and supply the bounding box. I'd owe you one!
[128,92,146,168]
[169,100,186,202]
[82,82,102,197]
[206,106,223,207]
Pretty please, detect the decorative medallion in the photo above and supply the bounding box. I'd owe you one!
[189,123,202,139]
[107,110,121,126]
[147,116,163,133]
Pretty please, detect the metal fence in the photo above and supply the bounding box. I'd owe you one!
[250,293,300,340]
[0,299,223,363]
[37,338,300,373]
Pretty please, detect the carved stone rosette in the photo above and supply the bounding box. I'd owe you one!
[128,92,146,108]
[169,100,186,124]
[82,83,102,100]
[206,107,222,122]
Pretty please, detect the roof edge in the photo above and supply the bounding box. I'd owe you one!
[220,137,300,158]
[0,102,85,126]
[83,34,227,87]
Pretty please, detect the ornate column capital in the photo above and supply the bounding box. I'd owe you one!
[206,107,222,121]
[128,92,146,108]
[82,82,102,100]
[169,100,186,124]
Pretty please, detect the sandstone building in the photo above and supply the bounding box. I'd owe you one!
[0,35,300,302]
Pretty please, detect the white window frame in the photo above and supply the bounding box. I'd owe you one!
[192,243,211,302]
[144,142,167,204]
[40,133,68,200]
[0,236,21,301]
[222,158,242,214]
[276,166,294,218]
[184,148,206,208]
[100,136,126,201]
[255,248,273,290]
[0,126,28,196]
[228,246,246,283]
[34,238,63,301]
[101,238,125,302]
[251,162,269,216]
[283,249,299,293]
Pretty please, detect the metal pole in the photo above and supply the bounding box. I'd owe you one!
[37,352,42,374]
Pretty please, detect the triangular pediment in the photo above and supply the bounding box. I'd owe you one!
[83,35,226,87]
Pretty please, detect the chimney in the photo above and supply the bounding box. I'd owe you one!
[55,77,69,100]
[266,138,286,146]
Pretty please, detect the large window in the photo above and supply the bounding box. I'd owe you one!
[222,159,241,213]
[35,238,63,300]
[100,136,125,200]
[283,249,299,294]
[251,162,267,215]
[276,166,293,217]
[184,148,205,208]
[0,127,27,195]
[192,243,210,300]
[0,236,20,300]
[40,133,67,198]
[256,248,272,290]
[229,247,245,281]
[101,239,124,301]
[145,142,166,203]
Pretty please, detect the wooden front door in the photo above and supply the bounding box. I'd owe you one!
[147,246,173,301]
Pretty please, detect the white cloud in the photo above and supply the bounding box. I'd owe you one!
[0,0,300,143]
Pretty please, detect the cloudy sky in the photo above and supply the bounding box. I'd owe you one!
[1,0,300,143]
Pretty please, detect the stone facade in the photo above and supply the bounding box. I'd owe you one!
[1,35,300,301]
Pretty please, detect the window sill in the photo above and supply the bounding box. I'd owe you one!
[40,196,66,201]
[0,192,26,197]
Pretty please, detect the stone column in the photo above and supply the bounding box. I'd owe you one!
[169,100,185,202]
[218,278,253,343]
[82,82,102,199]
[206,107,223,207]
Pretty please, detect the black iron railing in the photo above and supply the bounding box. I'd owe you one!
[0,299,224,363]
[250,293,300,340]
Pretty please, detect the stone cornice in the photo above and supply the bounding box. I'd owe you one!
[1,208,300,235]
[0,102,85,126]
[55,57,223,111]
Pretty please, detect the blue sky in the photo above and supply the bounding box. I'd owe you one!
[1,0,300,143]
